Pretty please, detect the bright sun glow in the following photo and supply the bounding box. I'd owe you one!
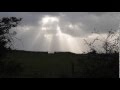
[30,15,83,54]
[41,15,59,25]
[68,24,74,28]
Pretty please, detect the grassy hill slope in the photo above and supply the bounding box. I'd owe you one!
[0,50,119,78]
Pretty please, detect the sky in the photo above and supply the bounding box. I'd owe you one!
[0,12,120,53]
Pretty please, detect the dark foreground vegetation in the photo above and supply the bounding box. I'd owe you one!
[0,50,118,78]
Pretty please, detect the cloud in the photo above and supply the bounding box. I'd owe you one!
[1,12,119,35]
[0,12,119,53]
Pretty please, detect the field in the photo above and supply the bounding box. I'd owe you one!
[0,50,119,78]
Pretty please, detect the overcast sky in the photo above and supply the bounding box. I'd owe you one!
[0,12,120,53]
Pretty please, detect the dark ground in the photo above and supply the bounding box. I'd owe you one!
[0,50,119,78]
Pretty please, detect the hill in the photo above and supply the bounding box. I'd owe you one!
[0,50,119,78]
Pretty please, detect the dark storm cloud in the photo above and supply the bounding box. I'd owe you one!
[0,12,119,36]
[58,12,120,36]
[0,12,60,26]
[87,12,108,16]
[0,12,119,53]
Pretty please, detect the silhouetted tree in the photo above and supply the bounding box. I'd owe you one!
[102,30,119,54]
[0,17,22,57]
[0,17,22,77]
[84,29,119,54]
[84,38,98,54]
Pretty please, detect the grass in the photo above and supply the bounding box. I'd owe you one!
[0,50,119,78]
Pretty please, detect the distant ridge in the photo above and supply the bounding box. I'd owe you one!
[8,50,78,55]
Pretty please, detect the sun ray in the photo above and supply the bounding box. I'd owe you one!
[28,15,83,54]
[30,30,44,49]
